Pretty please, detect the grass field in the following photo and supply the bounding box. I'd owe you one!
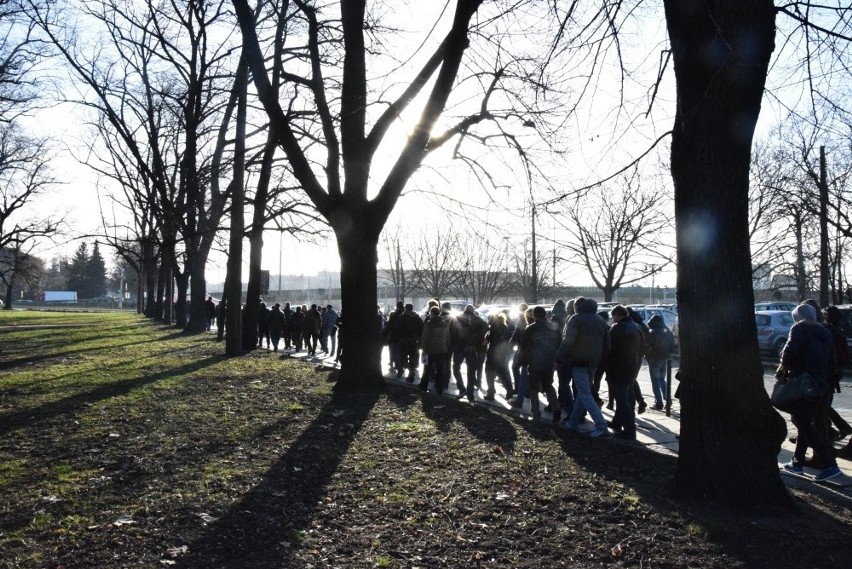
[1,310,851,568]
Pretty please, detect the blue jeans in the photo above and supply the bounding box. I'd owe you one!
[324,329,337,355]
[609,382,636,437]
[453,346,479,398]
[647,358,667,406]
[566,365,607,430]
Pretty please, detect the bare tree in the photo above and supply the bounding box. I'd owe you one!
[451,230,515,305]
[32,0,242,330]
[378,225,418,304]
[0,127,62,308]
[555,175,672,302]
[408,230,464,301]
[233,0,576,387]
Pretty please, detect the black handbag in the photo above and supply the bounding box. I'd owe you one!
[770,371,823,412]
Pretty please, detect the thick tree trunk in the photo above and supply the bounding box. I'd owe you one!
[174,271,189,329]
[185,253,209,333]
[665,0,792,508]
[225,67,247,356]
[3,274,14,309]
[242,137,275,351]
[335,222,384,391]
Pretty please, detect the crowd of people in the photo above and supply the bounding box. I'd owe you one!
[253,301,342,359]
[384,297,676,441]
[239,294,849,480]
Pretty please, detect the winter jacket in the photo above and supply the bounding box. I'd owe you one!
[517,317,561,374]
[781,320,834,388]
[452,311,488,349]
[397,309,424,343]
[268,307,286,333]
[258,304,270,332]
[322,309,339,331]
[554,297,610,367]
[421,315,451,355]
[549,299,569,334]
[304,308,322,334]
[645,314,675,360]
[607,318,642,385]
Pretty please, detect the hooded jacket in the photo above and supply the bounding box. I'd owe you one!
[645,314,675,360]
[554,297,610,367]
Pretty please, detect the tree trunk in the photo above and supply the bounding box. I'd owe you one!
[143,239,158,318]
[242,135,275,352]
[3,274,14,309]
[174,270,189,329]
[665,0,792,508]
[186,253,209,333]
[334,222,384,391]
[225,62,248,356]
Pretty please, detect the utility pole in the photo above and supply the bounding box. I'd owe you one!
[819,145,829,307]
[530,203,538,303]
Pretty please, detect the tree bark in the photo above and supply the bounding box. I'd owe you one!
[242,136,276,352]
[225,59,248,357]
[665,0,793,508]
[334,214,384,390]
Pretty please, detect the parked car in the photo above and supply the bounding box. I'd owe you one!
[755,310,795,357]
[646,303,677,314]
[631,306,678,331]
[755,302,797,312]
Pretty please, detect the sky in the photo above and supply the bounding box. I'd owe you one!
[18,0,838,295]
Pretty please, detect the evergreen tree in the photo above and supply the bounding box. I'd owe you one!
[87,242,107,298]
[66,243,90,296]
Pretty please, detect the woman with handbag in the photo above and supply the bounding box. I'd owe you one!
[779,303,843,481]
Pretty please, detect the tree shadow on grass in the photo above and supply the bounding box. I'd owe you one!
[174,387,383,568]
[416,391,520,453]
[0,355,223,435]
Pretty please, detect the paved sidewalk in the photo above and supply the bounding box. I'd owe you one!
[287,347,852,504]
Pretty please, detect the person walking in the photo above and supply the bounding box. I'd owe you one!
[398,303,424,382]
[282,302,293,349]
[304,304,322,355]
[645,314,675,410]
[626,307,649,414]
[516,306,561,422]
[420,306,451,395]
[510,303,530,404]
[322,304,339,356]
[555,297,611,437]
[267,303,286,352]
[780,303,844,481]
[290,305,305,352]
[484,312,514,400]
[384,301,405,374]
[605,305,643,440]
[452,304,488,402]
[257,301,271,349]
[204,296,216,331]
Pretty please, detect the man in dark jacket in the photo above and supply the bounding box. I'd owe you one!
[555,297,610,436]
[304,304,322,355]
[257,301,271,349]
[517,306,560,421]
[398,303,424,382]
[267,303,286,352]
[607,305,642,440]
[452,304,488,402]
[283,302,293,349]
[290,305,305,351]
[645,314,675,410]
